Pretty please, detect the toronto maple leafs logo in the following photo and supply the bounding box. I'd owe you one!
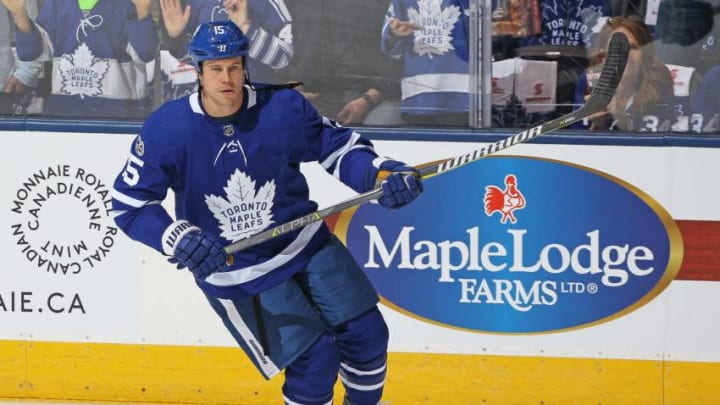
[540,0,604,47]
[58,44,109,98]
[409,0,460,58]
[205,169,275,242]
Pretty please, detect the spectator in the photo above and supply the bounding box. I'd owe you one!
[654,0,720,77]
[689,64,720,133]
[159,0,293,85]
[580,16,675,131]
[0,0,41,115]
[282,0,402,126]
[381,0,470,126]
[512,0,612,119]
[522,0,611,48]
[2,0,158,120]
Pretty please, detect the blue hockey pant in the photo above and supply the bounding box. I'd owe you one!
[203,235,388,404]
[282,307,389,405]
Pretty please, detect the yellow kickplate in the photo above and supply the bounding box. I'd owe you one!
[0,340,717,404]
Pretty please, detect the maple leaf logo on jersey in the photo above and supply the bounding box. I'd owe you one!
[578,4,604,39]
[484,174,526,224]
[540,0,604,47]
[205,169,275,242]
[58,43,108,98]
[409,0,460,58]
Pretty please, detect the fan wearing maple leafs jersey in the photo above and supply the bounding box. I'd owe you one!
[3,0,158,119]
[521,0,611,48]
[111,21,422,405]
[382,0,469,126]
[159,0,293,85]
[689,64,720,133]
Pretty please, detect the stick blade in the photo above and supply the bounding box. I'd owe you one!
[586,31,630,111]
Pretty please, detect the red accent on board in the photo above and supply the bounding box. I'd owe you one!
[676,220,720,281]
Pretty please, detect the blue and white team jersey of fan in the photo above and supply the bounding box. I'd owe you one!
[382,0,470,116]
[111,84,379,299]
[181,0,293,83]
[690,65,720,134]
[15,0,158,119]
[522,0,612,48]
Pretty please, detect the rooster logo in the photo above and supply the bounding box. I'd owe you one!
[484,174,526,223]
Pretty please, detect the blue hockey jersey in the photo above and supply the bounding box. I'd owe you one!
[171,0,293,84]
[382,0,469,116]
[522,0,611,48]
[690,64,720,133]
[111,85,379,299]
[15,0,158,119]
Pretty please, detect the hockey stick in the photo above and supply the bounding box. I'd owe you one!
[225,32,629,255]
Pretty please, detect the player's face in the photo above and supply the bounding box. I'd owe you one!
[198,56,245,117]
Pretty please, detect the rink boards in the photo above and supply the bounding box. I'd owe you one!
[0,128,719,404]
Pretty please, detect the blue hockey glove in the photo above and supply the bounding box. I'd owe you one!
[173,230,227,278]
[167,257,186,270]
[370,159,423,209]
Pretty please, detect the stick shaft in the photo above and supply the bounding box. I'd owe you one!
[225,32,630,255]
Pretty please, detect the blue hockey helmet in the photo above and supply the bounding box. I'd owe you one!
[188,21,250,72]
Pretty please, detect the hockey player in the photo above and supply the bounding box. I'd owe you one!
[111,20,423,405]
[2,0,158,119]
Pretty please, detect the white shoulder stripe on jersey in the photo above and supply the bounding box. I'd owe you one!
[190,88,256,113]
[244,85,257,108]
[108,209,126,218]
[320,130,363,170]
[332,143,375,179]
[205,221,322,287]
[189,92,203,114]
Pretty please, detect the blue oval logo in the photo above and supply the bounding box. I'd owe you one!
[334,156,683,334]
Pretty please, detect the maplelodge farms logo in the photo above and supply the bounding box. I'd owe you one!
[334,157,683,334]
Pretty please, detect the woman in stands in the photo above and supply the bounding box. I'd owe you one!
[579,16,674,132]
